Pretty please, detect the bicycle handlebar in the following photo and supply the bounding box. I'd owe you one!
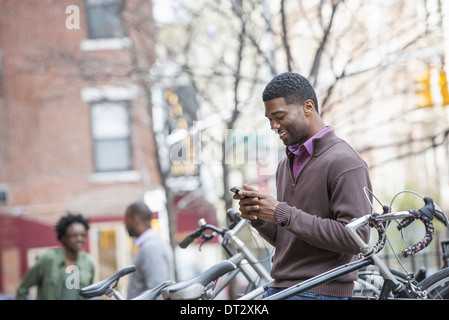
[350,196,446,259]
[396,197,435,257]
[178,228,205,249]
[178,209,241,249]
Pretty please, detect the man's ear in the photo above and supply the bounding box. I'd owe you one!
[302,99,315,116]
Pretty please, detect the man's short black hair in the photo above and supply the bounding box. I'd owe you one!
[262,72,319,112]
[128,201,153,223]
[55,212,90,241]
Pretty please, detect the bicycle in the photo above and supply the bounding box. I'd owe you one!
[237,191,449,300]
[80,208,270,300]
[178,208,273,298]
[354,238,449,299]
[352,190,449,299]
[79,259,237,300]
[82,191,449,300]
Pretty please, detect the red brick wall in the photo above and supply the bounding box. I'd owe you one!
[0,0,161,293]
[0,0,160,213]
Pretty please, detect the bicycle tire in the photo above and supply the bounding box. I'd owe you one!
[418,267,449,299]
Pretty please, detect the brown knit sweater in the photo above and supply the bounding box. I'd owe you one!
[252,129,372,297]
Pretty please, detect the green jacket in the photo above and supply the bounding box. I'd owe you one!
[16,248,95,300]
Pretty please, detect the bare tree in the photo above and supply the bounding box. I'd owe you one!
[155,0,448,235]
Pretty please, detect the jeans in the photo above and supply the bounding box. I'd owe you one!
[265,287,349,300]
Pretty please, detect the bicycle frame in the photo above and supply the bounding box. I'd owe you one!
[104,287,125,300]
[239,210,425,300]
[210,218,272,298]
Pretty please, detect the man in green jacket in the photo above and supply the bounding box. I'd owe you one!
[16,213,95,300]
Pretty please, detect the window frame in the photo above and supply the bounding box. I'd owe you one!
[85,0,125,40]
[90,100,133,173]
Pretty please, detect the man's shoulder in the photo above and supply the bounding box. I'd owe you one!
[312,133,369,180]
[318,132,365,163]
[139,233,169,249]
[331,140,366,165]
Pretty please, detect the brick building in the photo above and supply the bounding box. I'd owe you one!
[0,0,162,296]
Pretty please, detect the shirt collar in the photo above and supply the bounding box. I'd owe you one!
[134,228,157,247]
[287,126,332,156]
[56,248,83,266]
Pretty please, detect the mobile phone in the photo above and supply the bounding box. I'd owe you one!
[230,186,244,195]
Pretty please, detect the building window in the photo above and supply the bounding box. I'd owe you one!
[86,0,125,39]
[91,101,132,172]
[0,187,8,206]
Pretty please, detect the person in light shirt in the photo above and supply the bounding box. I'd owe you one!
[124,201,175,299]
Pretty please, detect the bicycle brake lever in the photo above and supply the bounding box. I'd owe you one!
[400,228,407,242]
[199,232,216,251]
[420,197,435,220]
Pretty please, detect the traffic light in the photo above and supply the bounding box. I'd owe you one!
[414,68,433,108]
[439,68,449,106]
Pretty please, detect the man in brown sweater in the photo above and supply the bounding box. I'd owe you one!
[235,72,372,300]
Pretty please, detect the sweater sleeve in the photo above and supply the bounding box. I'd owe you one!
[275,166,371,254]
[250,219,278,247]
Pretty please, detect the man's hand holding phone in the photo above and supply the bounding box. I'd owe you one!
[231,184,279,222]
[231,184,259,220]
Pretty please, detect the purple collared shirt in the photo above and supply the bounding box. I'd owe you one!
[287,126,332,180]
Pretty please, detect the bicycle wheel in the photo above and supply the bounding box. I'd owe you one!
[418,267,449,299]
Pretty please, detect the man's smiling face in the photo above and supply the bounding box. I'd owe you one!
[264,97,310,147]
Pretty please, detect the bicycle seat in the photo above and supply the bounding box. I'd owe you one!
[132,280,175,300]
[80,265,136,298]
[162,260,236,300]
